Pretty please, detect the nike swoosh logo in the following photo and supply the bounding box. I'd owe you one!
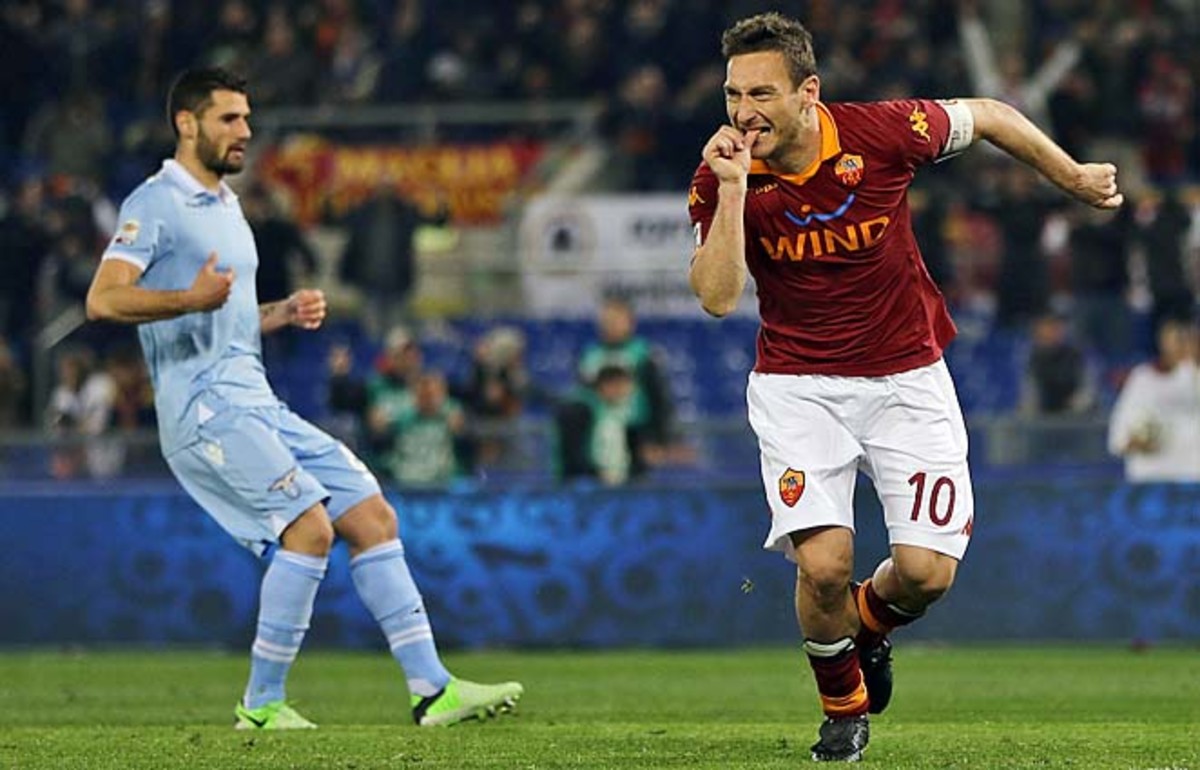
[244,714,267,727]
[784,193,856,226]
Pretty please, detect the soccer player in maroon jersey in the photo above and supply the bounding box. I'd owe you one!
[687,12,1122,762]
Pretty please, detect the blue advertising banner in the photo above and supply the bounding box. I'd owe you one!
[1,480,1196,647]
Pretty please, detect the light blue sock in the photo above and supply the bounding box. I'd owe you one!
[350,540,451,697]
[243,550,327,709]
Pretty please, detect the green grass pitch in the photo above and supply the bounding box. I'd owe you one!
[1,645,1197,769]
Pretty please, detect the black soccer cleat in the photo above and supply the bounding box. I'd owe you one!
[860,636,893,714]
[810,713,869,762]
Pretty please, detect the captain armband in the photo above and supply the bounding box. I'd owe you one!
[936,99,975,160]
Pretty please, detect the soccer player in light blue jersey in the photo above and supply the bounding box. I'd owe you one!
[85,68,522,730]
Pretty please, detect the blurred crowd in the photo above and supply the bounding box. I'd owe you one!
[322,297,683,488]
[1,0,1198,483]
[2,0,1196,189]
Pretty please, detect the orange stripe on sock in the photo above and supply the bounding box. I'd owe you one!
[819,676,869,717]
[856,578,887,634]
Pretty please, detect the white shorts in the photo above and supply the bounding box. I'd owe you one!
[747,359,974,561]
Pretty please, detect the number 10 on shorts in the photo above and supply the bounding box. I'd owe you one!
[907,471,956,526]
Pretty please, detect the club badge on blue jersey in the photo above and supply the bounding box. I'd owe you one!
[114,219,141,246]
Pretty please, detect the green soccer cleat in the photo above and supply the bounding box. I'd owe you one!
[412,677,524,727]
[234,700,317,730]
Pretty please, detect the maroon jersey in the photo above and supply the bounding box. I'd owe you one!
[689,100,961,377]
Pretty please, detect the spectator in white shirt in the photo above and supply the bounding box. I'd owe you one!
[1107,319,1200,482]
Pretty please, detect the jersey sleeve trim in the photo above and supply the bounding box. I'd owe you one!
[100,250,150,271]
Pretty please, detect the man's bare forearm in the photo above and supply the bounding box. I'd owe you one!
[86,284,196,324]
[259,300,289,334]
[690,181,749,317]
[966,98,1080,195]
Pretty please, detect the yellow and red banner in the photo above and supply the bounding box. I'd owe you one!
[256,136,545,225]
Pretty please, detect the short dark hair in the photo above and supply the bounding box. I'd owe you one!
[721,12,817,86]
[166,67,248,138]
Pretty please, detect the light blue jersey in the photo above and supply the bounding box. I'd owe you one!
[104,160,379,554]
[103,159,276,455]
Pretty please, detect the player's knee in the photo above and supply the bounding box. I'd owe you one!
[796,562,854,612]
[792,527,855,611]
[894,553,957,605]
[334,495,398,553]
[281,505,335,556]
[368,501,399,542]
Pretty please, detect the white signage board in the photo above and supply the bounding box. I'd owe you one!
[517,194,757,317]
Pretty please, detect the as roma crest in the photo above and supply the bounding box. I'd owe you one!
[834,154,864,188]
[778,468,806,507]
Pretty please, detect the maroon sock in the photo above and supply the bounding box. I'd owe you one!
[803,637,868,717]
[854,579,922,650]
